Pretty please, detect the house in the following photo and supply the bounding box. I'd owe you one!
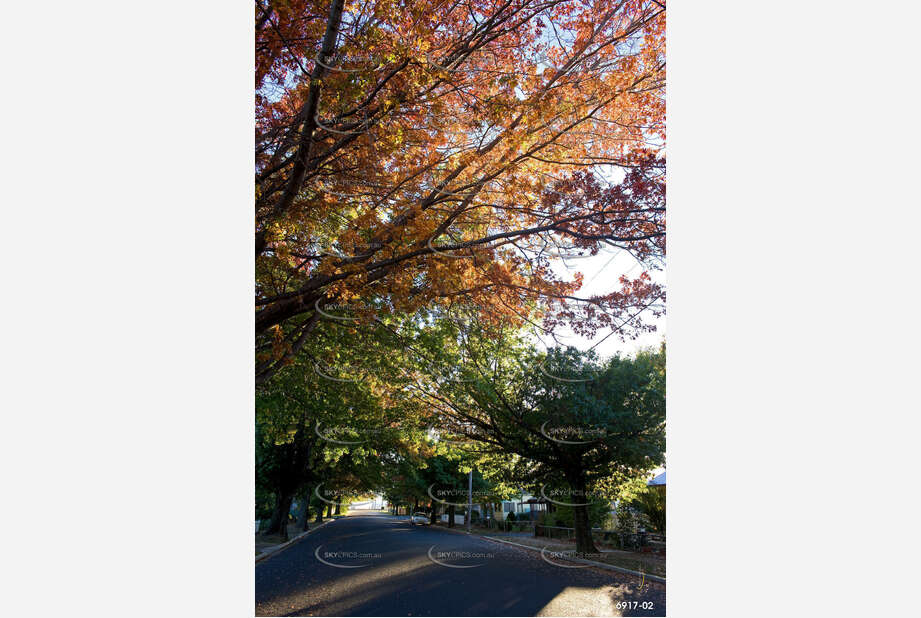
[437,492,548,523]
[492,493,552,521]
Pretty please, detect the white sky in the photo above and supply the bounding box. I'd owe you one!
[542,250,666,360]
[532,163,666,361]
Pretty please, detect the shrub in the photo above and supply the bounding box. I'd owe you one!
[550,501,611,528]
[614,504,643,534]
[630,487,665,533]
[255,488,275,521]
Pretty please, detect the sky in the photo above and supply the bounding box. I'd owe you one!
[533,160,666,361]
[541,249,666,360]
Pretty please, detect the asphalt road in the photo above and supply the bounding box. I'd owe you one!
[255,512,664,616]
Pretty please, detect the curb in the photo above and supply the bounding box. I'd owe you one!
[255,518,335,564]
[480,536,666,584]
[430,523,473,535]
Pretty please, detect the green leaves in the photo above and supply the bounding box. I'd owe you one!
[411,321,666,497]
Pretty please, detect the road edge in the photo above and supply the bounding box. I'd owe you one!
[480,535,667,584]
[255,518,335,564]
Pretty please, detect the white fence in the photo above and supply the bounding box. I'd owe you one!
[439,513,466,524]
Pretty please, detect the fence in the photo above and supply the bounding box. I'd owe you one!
[536,525,665,552]
[439,513,466,525]
[461,518,665,553]
[479,518,537,533]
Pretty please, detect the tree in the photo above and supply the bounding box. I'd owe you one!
[414,451,492,527]
[381,457,430,516]
[255,399,317,538]
[255,318,430,537]
[254,0,666,383]
[543,500,611,529]
[412,328,665,554]
[295,489,314,529]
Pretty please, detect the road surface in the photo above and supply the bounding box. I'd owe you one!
[255,512,664,616]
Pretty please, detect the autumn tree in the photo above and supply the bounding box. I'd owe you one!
[255,0,666,383]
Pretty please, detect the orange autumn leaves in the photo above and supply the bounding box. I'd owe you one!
[255,0,665,372]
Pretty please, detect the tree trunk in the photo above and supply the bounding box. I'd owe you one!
[295,499,307,528]
[570,476,598,554]
[334,495,342,515]
[297,491,312,530]
[314,500,324,523]
[448,504,456,528]
[265,491,294,540]
[326,502,333,518]
[430,502,439,525]
[254,0,346,262]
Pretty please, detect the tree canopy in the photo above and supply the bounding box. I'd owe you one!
[407,327,665,552]
[255,0,666,383]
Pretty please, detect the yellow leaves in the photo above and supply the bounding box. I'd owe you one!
[276,243,291,262]
[257,0,665,344]
[269,324,290,362]
[265,221,287,244]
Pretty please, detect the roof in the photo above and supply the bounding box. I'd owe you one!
[647,471,666,486]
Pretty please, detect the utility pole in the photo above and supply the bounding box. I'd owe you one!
[466,469,473,533]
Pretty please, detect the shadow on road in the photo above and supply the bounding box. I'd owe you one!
[257,513,664,617]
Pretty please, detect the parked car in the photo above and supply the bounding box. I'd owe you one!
[411,512,431,525]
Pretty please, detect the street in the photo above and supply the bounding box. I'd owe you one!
[255,513,664,616]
